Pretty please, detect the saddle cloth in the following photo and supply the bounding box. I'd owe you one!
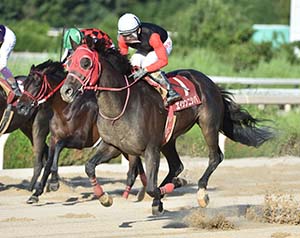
[144,73,202,145]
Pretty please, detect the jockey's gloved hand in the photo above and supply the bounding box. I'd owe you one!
[133,68,148,80]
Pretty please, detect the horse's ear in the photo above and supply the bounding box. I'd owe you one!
[86,36,95,49]
[30,64,35,71]
[70,36,80,51]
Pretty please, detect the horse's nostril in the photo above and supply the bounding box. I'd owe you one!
[17,104,27,116]
[65,88,73,97]
[60,85,72,97]
[60,85,74,103]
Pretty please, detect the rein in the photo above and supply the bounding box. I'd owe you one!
[23,72,65,106]
[83,75,142,91]
[66,44,143,122]
[98,75,131,121]
[81,73,136,121]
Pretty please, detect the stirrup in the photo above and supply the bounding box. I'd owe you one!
[11,87,22,97]
[166,92,181,105]
[13,89,22,97]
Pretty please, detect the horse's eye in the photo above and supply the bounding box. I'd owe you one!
[80,57,92,70]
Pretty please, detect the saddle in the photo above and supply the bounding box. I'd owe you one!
[143,73,201,144]
[0,78,17,105]
[0,77,24,135]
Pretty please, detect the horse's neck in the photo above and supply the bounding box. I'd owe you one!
[47,73,68,115]
[98,60,161,115]
[99,61,129,102]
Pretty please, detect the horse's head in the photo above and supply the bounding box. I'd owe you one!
[60,44,101,103]
[17,60,65,117]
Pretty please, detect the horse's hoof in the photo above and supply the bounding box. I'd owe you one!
[26,195,39,204]
[172,177,188,188]
[136,186,146,202]
[152,202,164,216]
[99,192,113,207]
[197,188,209,208]
[47,182,60,192]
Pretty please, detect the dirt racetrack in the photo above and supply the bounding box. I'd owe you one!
[1,156,300,238]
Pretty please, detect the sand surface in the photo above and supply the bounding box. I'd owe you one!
[1,156,300,238]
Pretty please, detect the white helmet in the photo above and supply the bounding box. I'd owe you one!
[118,13,141,35]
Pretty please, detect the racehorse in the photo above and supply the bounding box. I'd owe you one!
[0,76,51,193]
[17,60,147,204]
[60,40,275,215]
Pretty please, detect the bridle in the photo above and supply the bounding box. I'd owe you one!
[22,70,65,107]
[65,44,142,122]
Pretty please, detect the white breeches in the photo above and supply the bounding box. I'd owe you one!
[0,27,16,71]
[130,36,172,69]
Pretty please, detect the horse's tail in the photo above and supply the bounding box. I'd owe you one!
[220,89,275,147]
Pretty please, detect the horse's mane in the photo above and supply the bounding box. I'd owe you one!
[32,59,65,76]
[90,38,133,76]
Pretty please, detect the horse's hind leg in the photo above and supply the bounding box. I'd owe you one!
[197,122,223,208]
[160,140,186,190]
[136,157,147,201]
[122,154,145,200]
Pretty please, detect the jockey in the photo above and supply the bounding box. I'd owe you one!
[61,27,114,62]
[117,13,181,105]
[0,25,21,97]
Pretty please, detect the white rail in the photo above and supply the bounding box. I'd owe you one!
[210,76,300,105]
[211,76,300,86]
[228,88,300,105]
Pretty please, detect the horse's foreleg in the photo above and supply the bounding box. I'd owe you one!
[30,109,50,192]
[29,139,47,191]
[27,145,55,204]
[85,142,120,207]
[144,147,164,215]
[29,160,43,191]
[47,140,65,192]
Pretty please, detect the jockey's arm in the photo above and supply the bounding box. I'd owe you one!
[144,33,168,73]
[118,36,129,55]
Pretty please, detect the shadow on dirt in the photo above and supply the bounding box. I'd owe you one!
[0,180,31,192]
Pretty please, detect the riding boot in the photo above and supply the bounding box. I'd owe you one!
[7,77,22,97]
[150,71,181,105]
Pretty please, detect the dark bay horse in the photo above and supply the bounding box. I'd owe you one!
[60,42,274,215]
[17,60,147,204]
[0,77,51,192]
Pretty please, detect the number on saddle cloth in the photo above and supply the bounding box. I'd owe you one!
[166,74,202,112]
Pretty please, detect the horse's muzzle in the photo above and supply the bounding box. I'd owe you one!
[16,102,30,117]
[60,84,75,103]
